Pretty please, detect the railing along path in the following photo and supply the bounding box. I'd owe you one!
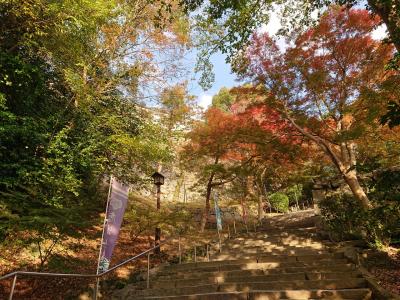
[0,218,258,300]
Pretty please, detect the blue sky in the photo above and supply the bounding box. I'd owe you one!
[189,7,284,110]
[188,52,238,110]
[189,5,387,110]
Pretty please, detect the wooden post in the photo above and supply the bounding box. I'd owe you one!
[147,252,150,289]
[194,245,197,262]
[217,230,222,253]
[228,224,231,239]
[155,185,161,254]
[233,220,236,234]
[178,236,182,264]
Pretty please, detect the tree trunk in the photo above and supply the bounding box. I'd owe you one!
[343,170,371,209]
[285,114,372,209]
[258,195,264,222]
[338,138,371,209]
[368,0,400,52]
[200,173,214,232]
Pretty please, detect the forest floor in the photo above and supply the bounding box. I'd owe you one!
[363,246,400,296]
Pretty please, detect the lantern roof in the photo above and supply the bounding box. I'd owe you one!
[151,172,164,179]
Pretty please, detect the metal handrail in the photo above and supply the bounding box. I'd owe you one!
[1,219,251,299]
[0,239,168,281]
[0,237,176,300]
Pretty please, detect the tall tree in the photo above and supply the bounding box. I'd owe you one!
[182,108,246,231]
[181,0,399,57]
[0,0,191,262]
[237,6,394,208]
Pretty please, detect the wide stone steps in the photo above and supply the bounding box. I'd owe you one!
[149,272,363,289]
[128,278,367,298]
[112,213,373,299]
[210,253,342,262]
[158,253,345,269]
[132,289,372,300]
[159,260,351,275]
[212,251,330,261]
[155,265,359,282]
[222,245,325,251]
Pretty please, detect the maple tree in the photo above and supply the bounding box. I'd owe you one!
[237,6,394,208]
[183,87,305,229]
[283,0,400,53]
[182,108,250,231]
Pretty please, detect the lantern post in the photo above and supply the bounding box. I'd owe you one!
[151,172,164,254]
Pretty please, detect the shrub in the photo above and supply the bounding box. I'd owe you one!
[320,193,400,248]
[269,192,289,213]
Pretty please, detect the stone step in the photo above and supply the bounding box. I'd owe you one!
[216,243,326,249]
[253,227,318,234]
[212,252,344,262]
[147,271,362,289]
[161,259,350,274]
[156,264,357,280]
[211,247,327,256]
[129,288,372,300]
[131,279,367,297]
[162,253,344,270]
[213,246,327,254]
[221,243,325,250]
[225,236,321,244]
[211,249,330,258]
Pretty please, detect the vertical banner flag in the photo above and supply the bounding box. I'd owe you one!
[214,192,223,231]
[97,177,129,273]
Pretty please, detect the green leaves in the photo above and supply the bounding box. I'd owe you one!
[0,0,190,269]
[269,192,289,213]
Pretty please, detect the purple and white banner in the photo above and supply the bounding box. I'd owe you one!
[97,178,129,273]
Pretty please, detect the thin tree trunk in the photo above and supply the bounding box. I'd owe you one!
[200,173,214,232]
[258,195,264,222]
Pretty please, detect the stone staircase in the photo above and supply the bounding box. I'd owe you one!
[112,211,372,299]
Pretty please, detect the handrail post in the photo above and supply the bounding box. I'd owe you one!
[8,274,17,300]
[178,236,182,264]
[233,220,236,235]
[218,235,222,254]
[194,246,197,262]
[206,244,209,261]
[94,277,99,300]
[147,252,150,289]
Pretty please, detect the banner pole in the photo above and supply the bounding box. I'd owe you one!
[94,175,113,299]
[96,175,113,275]
[214,192,222,253]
